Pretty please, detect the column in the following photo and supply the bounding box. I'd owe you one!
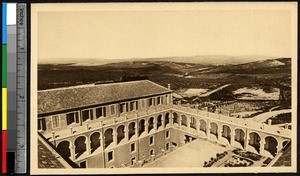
[230,128,235,146]
[244,130,249,151]
[206,122,210,139]
[170,113,173,127]
[125,126,129,142]
[162,116,165,129]
[187,117,191,132]
[113,131,117,146]
[196,121,200,138]
[70,142,76,161]
[153,118,157,132]
[259,136,265,156]
[86,137,91,155]
[276,137,283,154]
[179,117,182,129]
[217,125,222,143]
[145,120,149,135]
[135,123,139,139]
[100,133,104,152]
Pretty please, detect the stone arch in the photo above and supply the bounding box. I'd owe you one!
[128,122,136,140]
[249,132,261,154]
[173,112,179,126]
[117,125,125,144]
[57,140,71,159]
[157,114,163,129]
[210,122,218,139]
[165,112,170,127]
[264,136,278,157]
[190,117,197,130]
[104,128,114,149]
[138,119,146,136]
[74,136,87,159]
[222,124,231,144]
[234,128,245,148]
[148,117,155,133]
[90,132,101,154]
[199,119,207,132]
[181,115,187,127]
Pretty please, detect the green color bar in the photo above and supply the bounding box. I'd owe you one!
[2,45,7,87]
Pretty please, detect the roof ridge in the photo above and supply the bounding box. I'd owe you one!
[38,80,148,92]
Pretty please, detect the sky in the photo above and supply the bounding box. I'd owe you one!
[37,8,292,63]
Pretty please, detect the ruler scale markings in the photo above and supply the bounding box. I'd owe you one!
[16,3,27,174]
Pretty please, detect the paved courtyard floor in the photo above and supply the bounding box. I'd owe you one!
[145,139,227,167]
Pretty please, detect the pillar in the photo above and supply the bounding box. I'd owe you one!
[196,121,200,138]
[244,130,249,151]
[153,118,157,132]
[145,120,149,135]
[179,117,182,129]
[217,124,222,143]
[125,126,129,142]
[187,117,191,132]
[230,128,235,146]
[113,131,117,146]
[259,136,265,156]
[162,116,165,129]
[86,137,91,155]
[135,123,139,139]
[206,122,210,139]
[70,142,76,161]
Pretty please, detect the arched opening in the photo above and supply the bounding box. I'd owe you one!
[190,117,197,130]
[128,122,136,140]
[181,115,187,127]
[173,113,179,127]
[282,140,289,148]
[104,128,114,149]
[222,125,231,144]
[199,119,207,133]
[57,140,71,159]
[148,117,154,133]
[117,125,125,144]
[90,132,101,153]
[210,122,218,140]
[264,136,278,157]
[234,128,245,148]
[249,132,261,154]
[138,119,145,136]
[165,113,170,127]
[157,115,162,129]
[74,136,87,159]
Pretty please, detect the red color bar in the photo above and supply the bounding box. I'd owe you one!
[2,131,7,174]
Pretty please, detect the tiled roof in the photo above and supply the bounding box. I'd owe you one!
[38,140,65,168]
[38,80,171,114]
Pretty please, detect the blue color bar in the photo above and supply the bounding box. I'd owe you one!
[2,3,7,44]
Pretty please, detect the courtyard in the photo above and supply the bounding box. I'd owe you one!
[144,139,227,167]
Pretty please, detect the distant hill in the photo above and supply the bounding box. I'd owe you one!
[39,55,277,66]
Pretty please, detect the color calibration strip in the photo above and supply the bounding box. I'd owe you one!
[2,3,8,174]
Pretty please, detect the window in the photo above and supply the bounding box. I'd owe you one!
[166,143,169,150]
[110,105,116,115]
[165,130,170,139]
[66,112,79,125]
[38,118,46,131]
[157,96,161,105]
[130,143,136,153]
[108,151,114,162]
[130,101,135,111]
[148,98,153,107]
[52,115,60,128]
[79,161,86,168]
[141,99,145,108]
[131,157,136,166]
[82,109,93,122]
[149,136,154,145]
[120,103,126,114]
[150,149,154,156]
[96,107,106,118]
[135,101,139,110]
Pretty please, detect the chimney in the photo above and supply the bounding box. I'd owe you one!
[167,84,171,90]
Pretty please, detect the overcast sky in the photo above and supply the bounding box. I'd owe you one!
[37,8,292,63]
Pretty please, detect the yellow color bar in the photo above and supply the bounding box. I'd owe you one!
[2,88,7,130]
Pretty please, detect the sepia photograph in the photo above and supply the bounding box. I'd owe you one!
[30,2,297,174]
